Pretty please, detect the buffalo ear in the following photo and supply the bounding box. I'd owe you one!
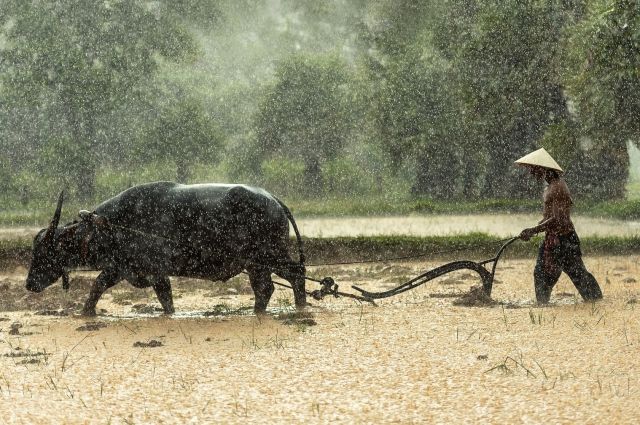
[78,210,109,227]
[94,215,109,227]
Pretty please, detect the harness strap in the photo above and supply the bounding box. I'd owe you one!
[80,233,92,264]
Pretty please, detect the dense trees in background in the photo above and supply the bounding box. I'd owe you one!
[360,1,466,199]
[255,54,353,196]
[0,0,638,205]
[564,0,640,199]
[0,0,200,199]
[146,90,223,183]
[436,1,572,199]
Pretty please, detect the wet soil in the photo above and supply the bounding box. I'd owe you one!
[1,255,640,423]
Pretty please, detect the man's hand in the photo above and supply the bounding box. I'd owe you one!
[519,228,536,241]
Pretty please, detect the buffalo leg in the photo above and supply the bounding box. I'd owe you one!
[82,269,121,316]
[128,275,175,315]
[275,262,307,309]
[152,276,175,315]
[248,267,274,314]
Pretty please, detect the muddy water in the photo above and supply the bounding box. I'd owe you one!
[1,256,640,423]
[296,214,640,238]
[3,214,640,241]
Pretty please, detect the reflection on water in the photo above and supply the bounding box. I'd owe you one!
[296,214,640,238]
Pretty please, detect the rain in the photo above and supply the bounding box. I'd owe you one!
[0,1,639,423]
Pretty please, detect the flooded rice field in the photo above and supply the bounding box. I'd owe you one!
[2,213,640,241]
[296,214,640,238]
[1,255,640,423]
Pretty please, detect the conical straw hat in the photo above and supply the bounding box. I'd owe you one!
[514,148,563,172]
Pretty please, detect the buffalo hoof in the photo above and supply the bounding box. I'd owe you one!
[295,301,312,310]
[162,309,175,316]
[80,308,97,317]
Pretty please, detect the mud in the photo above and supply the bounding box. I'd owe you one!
[0,256,639,423]
[452,285,498,307]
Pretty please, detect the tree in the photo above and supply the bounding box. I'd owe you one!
[357,0,468,198]
[145,89,224,183]
[375,50,464,199]
[0,0,197,199]
[435,0,578,198]
[359,1,424,170]
[255,54,353,196]
[564,0,640,199]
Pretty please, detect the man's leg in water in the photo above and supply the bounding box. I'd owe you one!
[557,233,603,301]
[534,243,562,303]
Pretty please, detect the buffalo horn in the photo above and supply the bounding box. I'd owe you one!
[45,191,64,242]
[62,270,70,291]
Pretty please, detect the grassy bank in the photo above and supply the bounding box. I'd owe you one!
[303,234,640,265]
[290,197,640,220]
[2,234,639,270]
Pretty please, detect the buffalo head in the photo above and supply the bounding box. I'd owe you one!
[26,191,68,292]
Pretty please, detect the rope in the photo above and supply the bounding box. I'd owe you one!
[306,237,516,267]
[109,220,515,270]
[69,219,519,304]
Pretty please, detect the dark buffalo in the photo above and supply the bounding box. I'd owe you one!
[26,182,306,316]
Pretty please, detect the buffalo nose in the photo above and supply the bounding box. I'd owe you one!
[25,280,43,293]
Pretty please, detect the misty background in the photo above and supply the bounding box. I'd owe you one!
[1,0,639,213]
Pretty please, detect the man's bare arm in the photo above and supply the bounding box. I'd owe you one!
[519,218,554,241]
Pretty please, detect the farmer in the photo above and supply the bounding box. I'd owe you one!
[516,148,603,304]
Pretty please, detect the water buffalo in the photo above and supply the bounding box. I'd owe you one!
[25,182,306,316]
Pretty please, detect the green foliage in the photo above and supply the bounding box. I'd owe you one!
[324,157,381,196]
[566,0,640,139]
[255,53,355,196]
[260,158,305,197]
[374,49,464,198]
[439,0,572,198]
[0,0,199,199]
[409,198,541,215]
[2,182,640,224]
[0,157,15,199]
[358,0,434,60]
[93,161,183,201]
[258,152,393,200]
[360,1,463,198]
[144,91,224,183]
[587,199,640,220]
[163,0,223,27]
[305,233,521,264]
[563,0,639,199]
[0,0,638,207]
[628,182,640,200]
